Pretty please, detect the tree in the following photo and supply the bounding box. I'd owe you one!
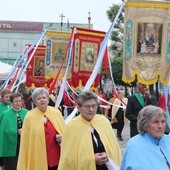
[106,4,125,86]
[107,4,124,56]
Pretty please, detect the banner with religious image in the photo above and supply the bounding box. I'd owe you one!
[25,45,53,88]
[44,31,71,80]
[122,0,170,85]
[71,27,106,90]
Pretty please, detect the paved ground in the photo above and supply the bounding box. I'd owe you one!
[114,124,170,155]
[113,124,130,155]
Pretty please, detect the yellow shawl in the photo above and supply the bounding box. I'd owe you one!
[111,97,129,124]
[58,114,122,170]
[17,106,65,170]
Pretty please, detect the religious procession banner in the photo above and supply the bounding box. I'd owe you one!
[71,27,106,90]
[25,45,53,88]
[122,0,170,85]
[44,31,71,80]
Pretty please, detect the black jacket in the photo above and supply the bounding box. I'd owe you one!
[125,94,157,137]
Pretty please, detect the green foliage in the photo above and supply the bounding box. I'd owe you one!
[111,55,126,86]
[106,4,124,56]
[106,3,126,85]
[107,4,124,29]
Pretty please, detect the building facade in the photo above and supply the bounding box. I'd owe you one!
[0,20,92,64]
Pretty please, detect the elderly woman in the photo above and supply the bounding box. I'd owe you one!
[17,88,65,170]
[0,92,28,170]
[120,105,170,170]
[58,91,121,170]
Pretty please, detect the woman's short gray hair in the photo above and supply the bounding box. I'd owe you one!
[137,105,167,134]
[77,91,98,106]
[31,87,49,103]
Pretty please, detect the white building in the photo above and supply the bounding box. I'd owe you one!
[0,20,92,64]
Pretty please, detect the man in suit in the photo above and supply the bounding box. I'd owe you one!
[125,82,157,137]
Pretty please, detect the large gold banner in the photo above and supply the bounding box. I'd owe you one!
[122,0,170,85]
[44,31,71,80]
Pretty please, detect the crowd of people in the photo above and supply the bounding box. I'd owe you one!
[0,81,169,170]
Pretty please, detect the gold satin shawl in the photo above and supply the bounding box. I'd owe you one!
[58,114,122,170]
[17,106,65,170]
[111,97,129,124]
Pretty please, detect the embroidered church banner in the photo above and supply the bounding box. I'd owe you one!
[25,45,53,88]
[44,31,71,80]
[122,0,170,85]
[71,27,106,90]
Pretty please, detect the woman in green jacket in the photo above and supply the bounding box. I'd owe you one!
[0,92,28,170]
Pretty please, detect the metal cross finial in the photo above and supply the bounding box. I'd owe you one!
[88,11,91,29]
[59,13,65,31]
[67,18,70,29]
[88,11,91,18]
[59,13,65,22]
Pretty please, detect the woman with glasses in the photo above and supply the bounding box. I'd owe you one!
[120,105,170,170]
[58,91,121,170]
[0,92,28,170]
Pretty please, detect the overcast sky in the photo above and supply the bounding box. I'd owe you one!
[0,0,122,32]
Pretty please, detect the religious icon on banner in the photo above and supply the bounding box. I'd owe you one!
[44,31,70,78]
[52,42,67,63]
[26,45,53,88]
[34,56,45,77]
[122,1,170,85]
[137,23,163,55]
[71,27,106,89]
[80,42,98,71]
[85,48,94,65]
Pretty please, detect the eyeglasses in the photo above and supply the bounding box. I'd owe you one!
[82,104,98,110]
[13,100,22,103]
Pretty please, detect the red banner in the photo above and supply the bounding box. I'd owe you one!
[71,27,106,90]
[25,45,53,88]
